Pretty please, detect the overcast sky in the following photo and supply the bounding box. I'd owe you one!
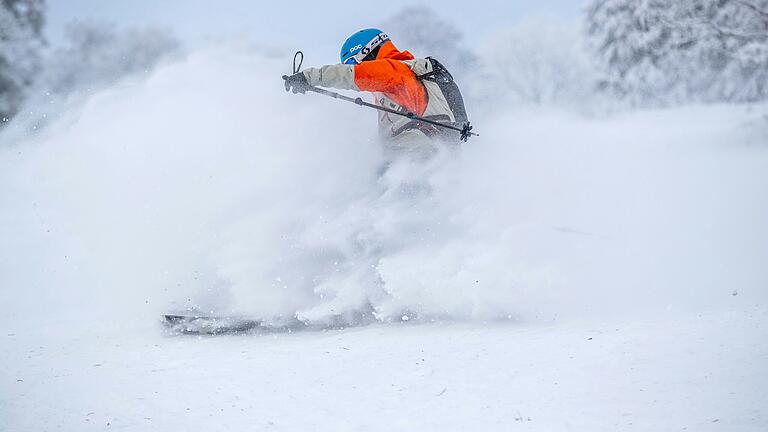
[46,0,583,60]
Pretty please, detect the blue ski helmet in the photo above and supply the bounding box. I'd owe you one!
[340,28,389,65]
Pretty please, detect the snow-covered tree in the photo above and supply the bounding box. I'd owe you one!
[477,18,597,108]
[585,0,683,104]
[685,0,768,102]
[586,0,768,104]
[42,22,180,97]
[380,6,476,78]
[2,22,180,136]
[0,0,45,123]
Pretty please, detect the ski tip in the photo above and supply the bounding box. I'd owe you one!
[161,313,265,335]
[164,313,201,321]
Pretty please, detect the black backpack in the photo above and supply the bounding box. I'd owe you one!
[418,57,469,125]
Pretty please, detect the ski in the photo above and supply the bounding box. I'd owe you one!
[163,313,264,335]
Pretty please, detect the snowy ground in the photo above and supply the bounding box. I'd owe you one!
[2,306,766,431]
[1,48,767,430]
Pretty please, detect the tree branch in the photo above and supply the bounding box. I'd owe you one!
[706,19,768,41]
[735,0,768,22]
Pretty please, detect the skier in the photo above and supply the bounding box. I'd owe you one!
[283,28,469,160]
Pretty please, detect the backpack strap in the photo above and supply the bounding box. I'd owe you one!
[416,57,454,82]
[414,57,468,125]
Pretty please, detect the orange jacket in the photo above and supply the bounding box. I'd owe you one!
[352,41,429,116]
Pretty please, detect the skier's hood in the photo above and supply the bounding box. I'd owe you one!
[375,40,415,61]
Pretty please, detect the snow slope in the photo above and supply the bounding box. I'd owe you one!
[2,308,766,431]
[1,45,767,430]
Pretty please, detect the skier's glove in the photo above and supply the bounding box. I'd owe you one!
[284,72,310,94]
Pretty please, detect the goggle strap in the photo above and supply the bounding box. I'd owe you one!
[349,32,389,65]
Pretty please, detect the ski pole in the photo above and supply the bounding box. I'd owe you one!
[282,51,478,142]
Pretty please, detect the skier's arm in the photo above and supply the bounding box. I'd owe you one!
[303,59,427,115]
[302,65,360,91]
[303,60,416,94]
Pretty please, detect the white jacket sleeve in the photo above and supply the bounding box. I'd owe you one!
[302,64,360,91]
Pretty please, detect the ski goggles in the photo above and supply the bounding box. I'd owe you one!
[343,57,359,65]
